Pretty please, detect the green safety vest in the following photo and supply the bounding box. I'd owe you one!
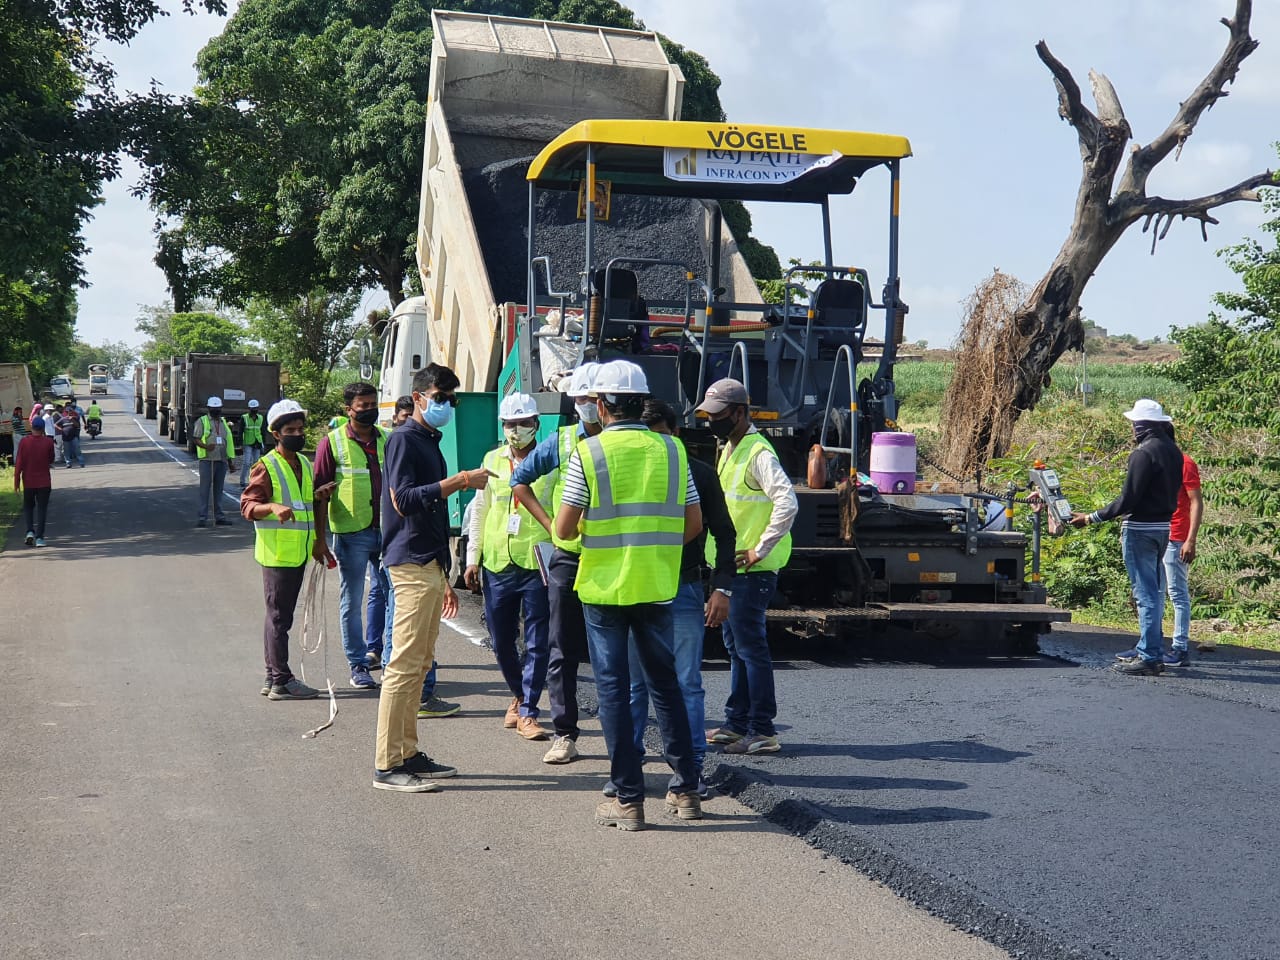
[87,404,101,419]
[480,444,554,572]
[715,431,792,573]
[327,424,388,534]
[242,412,264,446]
[253,450,315,567]
[194,414,236,460]
[574,429,687,606]
[550,425,581,554]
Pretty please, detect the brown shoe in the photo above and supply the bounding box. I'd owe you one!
[665,790,703,820]
[517,714,549,740]
[504,697,520,728]
[595,798,645,831]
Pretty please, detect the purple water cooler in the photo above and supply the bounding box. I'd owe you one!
[869,432,917,494]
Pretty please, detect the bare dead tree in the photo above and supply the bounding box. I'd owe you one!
[939,0,1276,476]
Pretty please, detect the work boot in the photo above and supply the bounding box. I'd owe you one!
[503,697,520,729]
[517,715,548,741]
[665,791,703,821]
[542,736,579,764]
[595,798,645,831]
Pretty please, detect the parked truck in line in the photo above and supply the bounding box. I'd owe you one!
[157,359,173,436]
[0,362,32,464]
[135,362,159,419]
[166,357,187,444]
[177,354,280,456]
[88,364,109,396]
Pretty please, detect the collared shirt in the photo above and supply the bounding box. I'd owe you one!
[719,425,798,560]
[381,417,451,570]
[313,422,383,529]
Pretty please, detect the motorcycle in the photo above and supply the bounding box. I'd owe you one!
[86,418,102,439]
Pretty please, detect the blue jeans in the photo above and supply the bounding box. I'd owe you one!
[627,581,707,771]
[381,576,436,701]
[483,566,550,718]
[721,571,778,737]
[332,526,388,669]
[197,459,227,521]
[365,559,393,659]
[583,601,698,804]
[63,435,84,467]
[239,443,263,485]
[1164,540,1191,650]
[1121,523,1169,662]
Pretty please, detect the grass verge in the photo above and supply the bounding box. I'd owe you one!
[0,466,20,551]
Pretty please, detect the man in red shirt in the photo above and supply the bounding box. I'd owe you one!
[14,416,56,546]
[1164,451,1203,665]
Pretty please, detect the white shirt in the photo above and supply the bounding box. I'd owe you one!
[722,426,798,560]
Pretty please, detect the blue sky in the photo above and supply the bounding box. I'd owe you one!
[77,0,1278,349]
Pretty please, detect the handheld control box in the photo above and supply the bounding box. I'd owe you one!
[1030,465,1073,525]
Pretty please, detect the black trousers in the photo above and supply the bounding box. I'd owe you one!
[22,487,50,538]
[262,563,306,685]
[545,547,589,739]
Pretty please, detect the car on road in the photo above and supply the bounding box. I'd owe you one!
[50,375,75,399]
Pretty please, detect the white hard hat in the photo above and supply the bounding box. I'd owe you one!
[248,399,260,409]
[267,399,307,430]
[498,393,539,421]
[207,396,223,408]
[559,362,600,397]
[590,360,649,396]
[1122,398,1173,423]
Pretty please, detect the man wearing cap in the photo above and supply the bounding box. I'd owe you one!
[15,416,55,546]
[698,377,798,756]
[464,393,555,741]
[239,399,265,487]
[510,363,602,764]
[1071,398,1183,675]
[194,396,236,528]
[554,359,704,829]
[314,381,387,692]
[240,399,334,700]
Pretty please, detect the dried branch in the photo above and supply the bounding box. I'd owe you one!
[1121,0,1258,195]
[1133,169,1276,253]
[1035,41,1100,152]
[1088,70,1129,132]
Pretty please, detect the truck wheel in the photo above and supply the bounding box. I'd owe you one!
[135,397,142,415]
[159,411,169,436]
[145,400,157,420]
[175,417,186,445]
[1006,624,1042,658]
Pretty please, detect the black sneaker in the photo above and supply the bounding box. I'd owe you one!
[1163,648,1190,667]
[372,767,441,793]
[400,751,457,779]
[1113,658,1163,676]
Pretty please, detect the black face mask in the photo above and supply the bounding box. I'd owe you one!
[707,415,735,441]
[209,411,222,419]
[279,434,306,453]
[352,408,379,426]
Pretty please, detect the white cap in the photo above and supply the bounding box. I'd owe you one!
[559,362,600,397]
[1122,398,1172,423]
[248,399,260,409]
[589,360,649,396]
[207,396,223,409]
[498,393,539,421]
[267,399,307,430]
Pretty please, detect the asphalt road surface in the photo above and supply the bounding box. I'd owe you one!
[1,384,1007,960]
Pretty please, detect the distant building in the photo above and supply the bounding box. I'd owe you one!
[1084,325,1107,340]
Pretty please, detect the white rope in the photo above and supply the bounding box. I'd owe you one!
[299,561,339,739]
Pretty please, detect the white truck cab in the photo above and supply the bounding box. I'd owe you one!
[376,296,430,428]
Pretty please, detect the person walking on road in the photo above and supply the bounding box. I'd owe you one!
[194,397,236,527]
[374,363,489,793]
[314,382,388,692]
[240,400,333,700]
[511,363,601,765]
[1070,399,1183,676]
[554,360,704,830]
[14,416,55,547]
[239,399,265,486]
[698,378,797,756]
[465,393,555,741]
[56,404,85,468]
[49,404,64,465]
[1163,441,1203,667]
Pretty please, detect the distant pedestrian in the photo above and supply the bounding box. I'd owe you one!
[239,399,265,486]
[14,416,55,547]
[1071,399,1183,675]
[49,404,64,464]
[194,396,236,527]
[11,405,29,466]
[698,378,797,755]
[240,399,333,700]
[56,405,85,468]
[1163,441,1203,666]
[373,363,488,792]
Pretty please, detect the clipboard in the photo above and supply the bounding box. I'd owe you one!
[533,541,556,586]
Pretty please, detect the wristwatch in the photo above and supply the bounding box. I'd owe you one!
[715,587,732,598]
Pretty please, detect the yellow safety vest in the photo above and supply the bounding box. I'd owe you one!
[327,425,388,534]
[550,425,581,554]
[242,413,264,446]
[253,450,315,567]
[87,404,102,419]
[574,429,687,605]
[715,431,791,573]
[480,444,553,572]
[195,414,236,460]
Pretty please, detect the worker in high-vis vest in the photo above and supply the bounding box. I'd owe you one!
[194,396,236,527]
[696,378,797,757]
[554,360,704,831]
[239,399,265,487]
[463,393,556,741]
[510,362,601,765]
[313,381,390,692]
[239,399,335,701]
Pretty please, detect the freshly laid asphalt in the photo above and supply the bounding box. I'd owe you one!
[7,384,1279,960]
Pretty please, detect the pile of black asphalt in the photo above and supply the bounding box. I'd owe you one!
[584,624,1280,960]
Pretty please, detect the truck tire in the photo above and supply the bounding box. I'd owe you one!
[145,399,157,420]
[135,396,142,415]
[159,410,169,436]
[175,416,187,446]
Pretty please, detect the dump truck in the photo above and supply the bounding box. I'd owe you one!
[136,362,159,419]
[177,354,279,456]
[0,362,32,464]
[157,359,173,436]
[379,10,1069,651]
[88,364,109,396]
[166,357,187,443]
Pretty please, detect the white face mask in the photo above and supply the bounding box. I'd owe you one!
[504,424,538,447]
[575,401,600,424]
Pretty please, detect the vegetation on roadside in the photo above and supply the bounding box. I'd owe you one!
[0,466,21,551]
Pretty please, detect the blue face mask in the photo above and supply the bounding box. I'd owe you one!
[423,398,453,428]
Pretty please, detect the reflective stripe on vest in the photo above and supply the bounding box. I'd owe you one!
[574,430,686,605]
[195,415,235,460]
[550,425,580,554]
[254,451,315,567]
[715,431,791,573]
[479,444,553,572]
[327,425,386,534]
[242,413,264,446]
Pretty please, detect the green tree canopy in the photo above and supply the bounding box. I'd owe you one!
[69,339,137,378]
[245,289,363,393]
[137,304,246,360]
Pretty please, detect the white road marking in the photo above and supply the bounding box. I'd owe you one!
[440,617,489,646]
[132,417,240,503]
